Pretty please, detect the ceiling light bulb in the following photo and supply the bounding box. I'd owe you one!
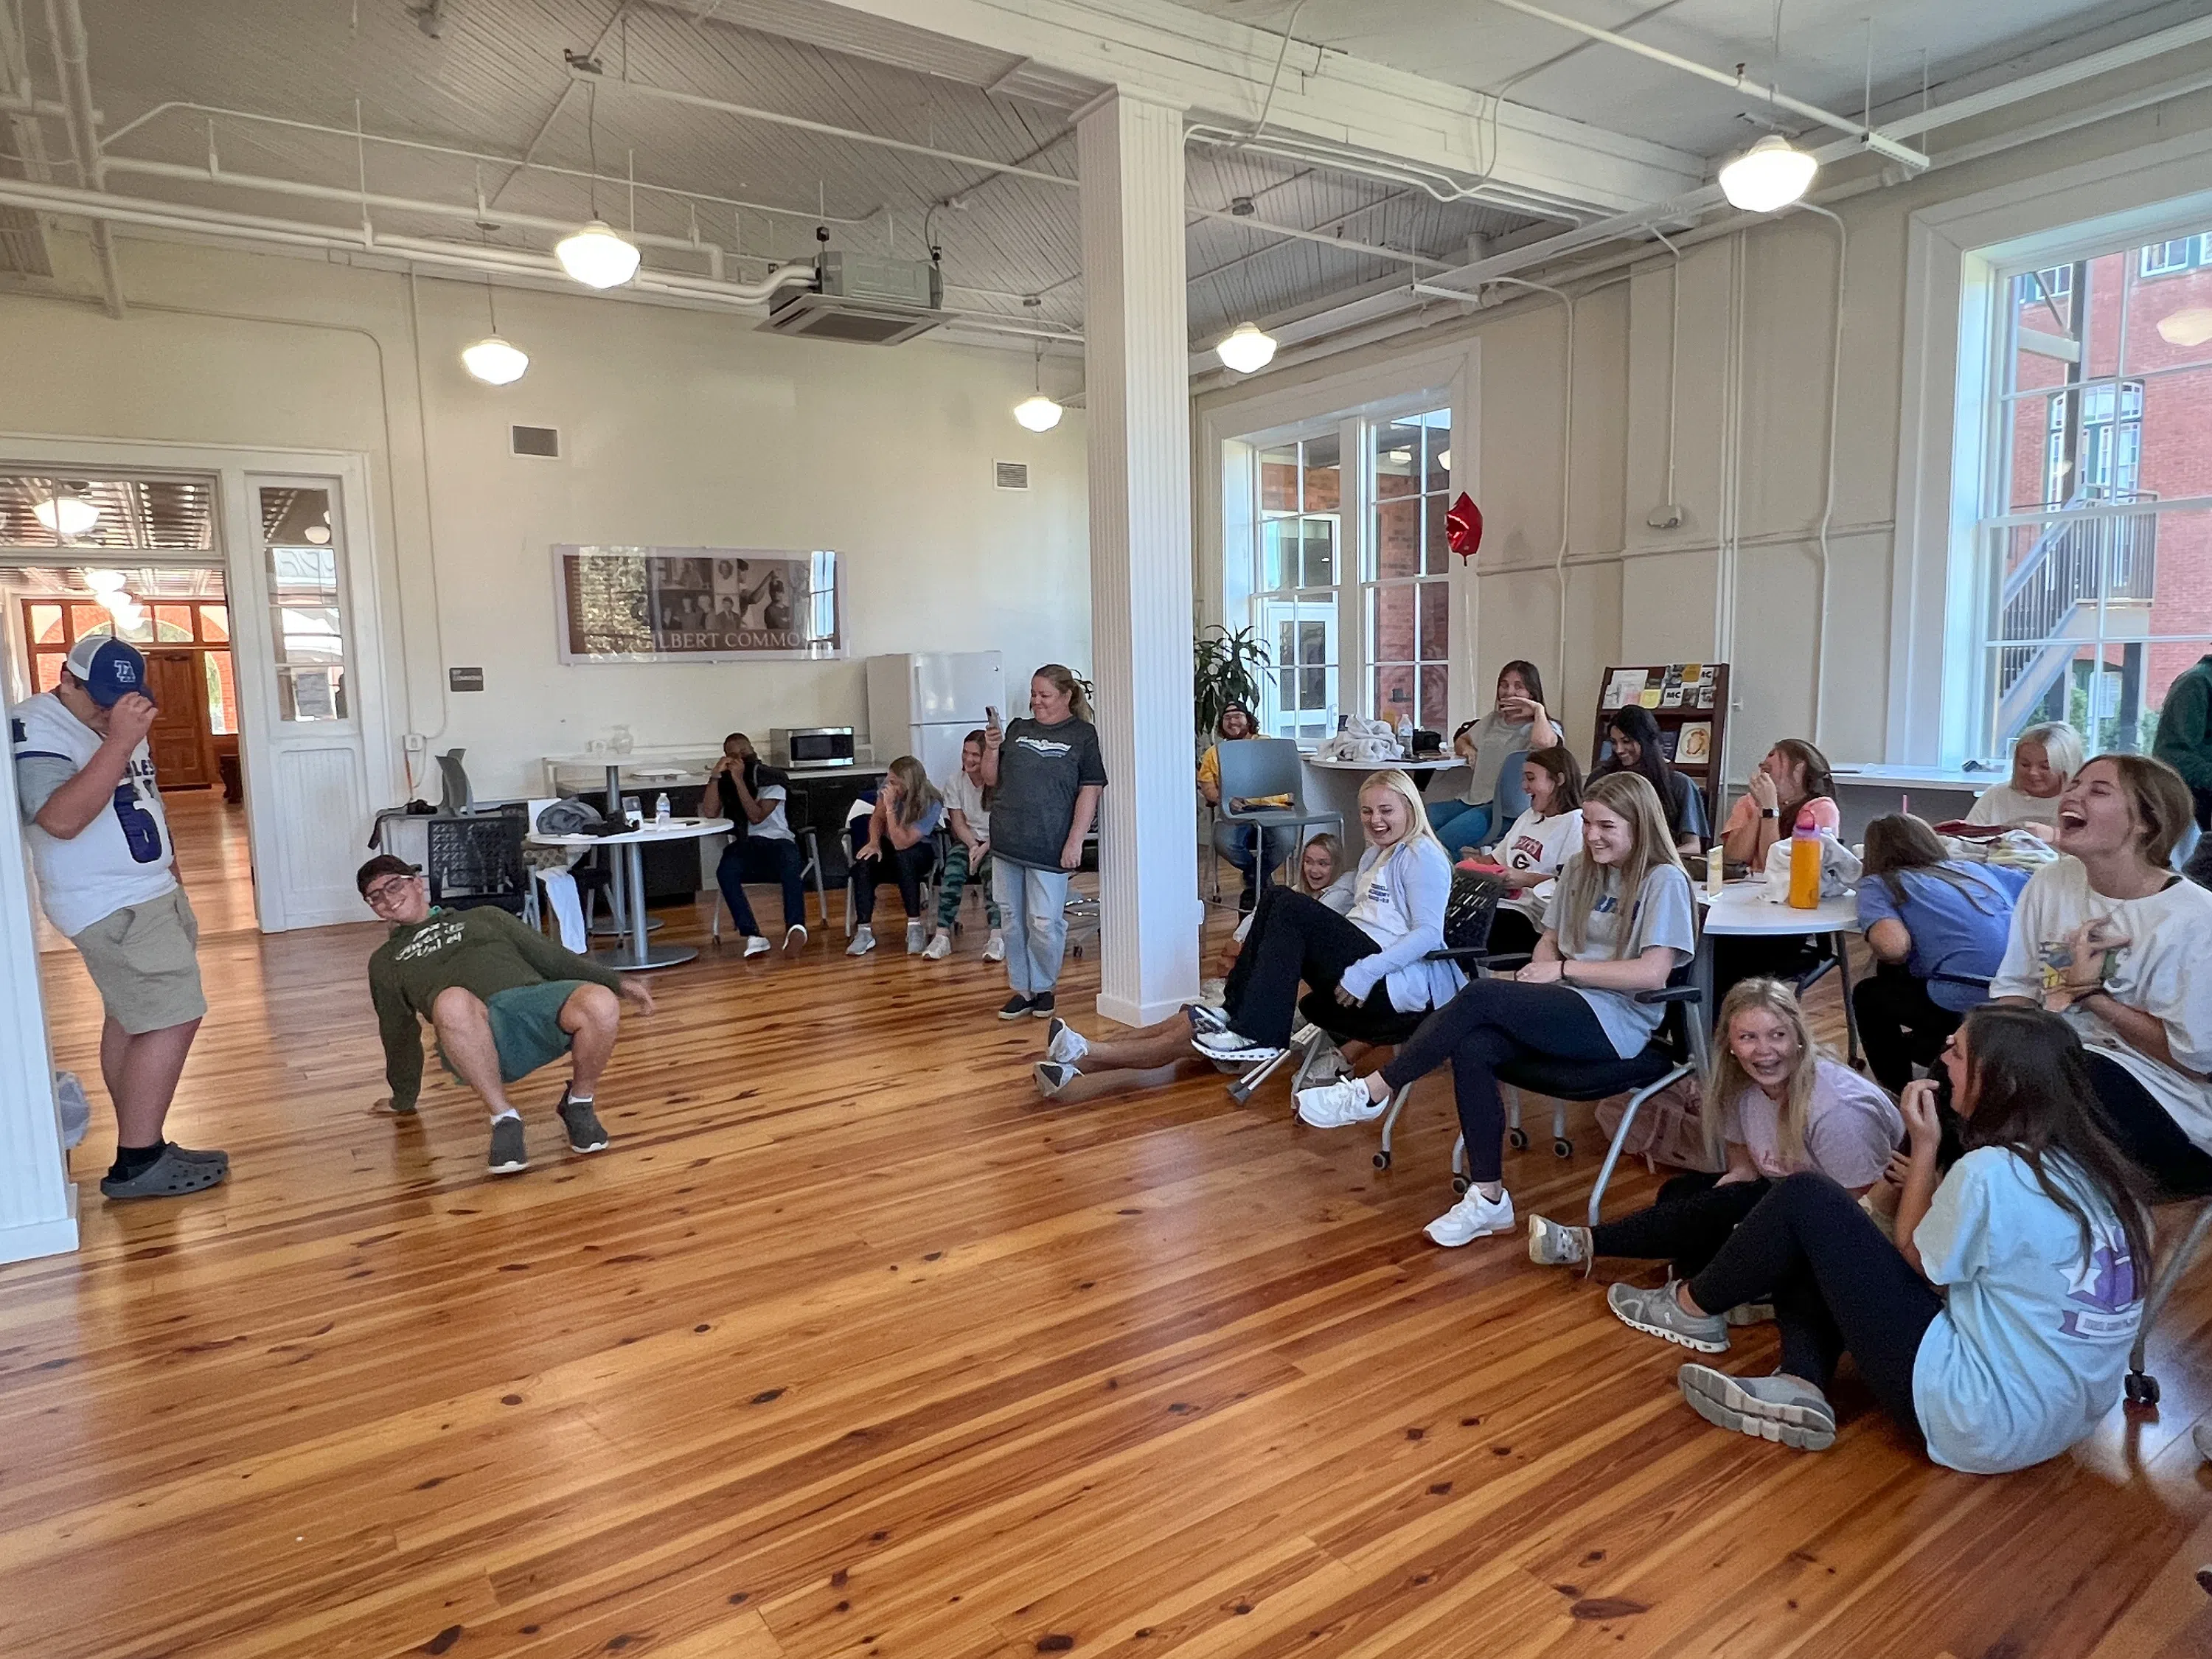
[1719,134,1818,213]
[85,567,127,593]
[1216,321,1278,374]
[555,220,641,288]
[2157,306,2212,347]
[33,493,100,537]
[1013,393,1063,432]
[462,334,531,385]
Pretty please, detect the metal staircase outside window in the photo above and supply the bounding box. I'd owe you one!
[1992,487,2159,740]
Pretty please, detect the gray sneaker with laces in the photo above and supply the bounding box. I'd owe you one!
[557,1092,610,1154]
[487,1115,529,1175]
[1606,1280,1729,1354]
[1677,1364,1836,1450]
[1527,1214,1593,1272]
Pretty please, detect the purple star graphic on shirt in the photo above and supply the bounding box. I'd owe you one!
[2060,1242,2138,1338]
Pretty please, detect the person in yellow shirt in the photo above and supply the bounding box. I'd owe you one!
[1199,701,1294,912]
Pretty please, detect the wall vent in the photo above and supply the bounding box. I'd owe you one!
[510,424,560,459]
[994,461,1029,491]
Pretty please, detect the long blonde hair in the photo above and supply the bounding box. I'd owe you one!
[1702,978,1823,1170]
[1293,831,1346,896]
[1360,769,1443,864]
[1554,771,1686,958]
[1032,663,1094,724]
[886,754,942,828]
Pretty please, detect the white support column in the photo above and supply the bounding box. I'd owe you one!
[1079,86,1202,1028]
[0,696,78,1265]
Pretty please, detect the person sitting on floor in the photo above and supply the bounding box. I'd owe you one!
[1430,659,1562,857]
[922,729,1006,964]
[1604,1004,2151,1472]
[1591,704,1703,855]
[1475,745,1585,959]
[846,755,945,957]
[1033,832,1352,1102]
[1852,813,2027,1092]
[1187,769,1462,1069]
[1526,977,1901,1281]
[359,853,655,1175]
[1966,720,2082,837]
[1987,753,2212,1199]
[706,732,809,956]
[1295,771,1696,1249]
[1199,700,1296,913]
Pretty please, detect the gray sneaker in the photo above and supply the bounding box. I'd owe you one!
[1678,1364,1836,1450]
[1606,1280,1730,1354]
[1527,1214,1593,1272]
[1725,1301,1777,1326]
[487,1115,529,1175]
[557,1093,610,1154]
[99,1144,229,1200]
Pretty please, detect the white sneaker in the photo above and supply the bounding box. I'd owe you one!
[982,930,1006,963]
[846,925,877,957]
[742,935,771,959]
[1296,1076,1388,1128]
[1192,1028,1285,1062]
[784,924,808,952]
[1424,1186,1516,1248]
[906,920,926,954]
[1034,1061,1076,1099]
[922,931,952,960]
[1046,1017,1089,1066]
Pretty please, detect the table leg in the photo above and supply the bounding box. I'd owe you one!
[1832,931,1863,1068]
[588,838,698,971]
[628,841,650,963]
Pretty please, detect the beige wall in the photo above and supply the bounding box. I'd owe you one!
[0,237,1090,795]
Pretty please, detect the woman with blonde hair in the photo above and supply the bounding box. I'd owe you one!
[1967,720,2084,833]
[846,754,945,956]
[1526,978,1901,1279]
[1298,771,1697,1248]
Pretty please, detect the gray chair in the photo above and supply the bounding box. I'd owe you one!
[1214,737,1340,893]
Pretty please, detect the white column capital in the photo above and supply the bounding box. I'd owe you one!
[1068,83,1190,127]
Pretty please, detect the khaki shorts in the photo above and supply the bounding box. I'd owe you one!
[72,887,207,1035]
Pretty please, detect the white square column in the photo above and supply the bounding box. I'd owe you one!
[1078,88,1202,1027]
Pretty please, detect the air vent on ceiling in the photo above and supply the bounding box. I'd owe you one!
[510,424,560,459]
[995,461,1029,491]
[762,252,947,347]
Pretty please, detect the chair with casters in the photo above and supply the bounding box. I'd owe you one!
[1214,738,1339,894]
[2124,1196,2212,1408]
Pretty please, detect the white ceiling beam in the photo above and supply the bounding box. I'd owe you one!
[757,0,1707,218]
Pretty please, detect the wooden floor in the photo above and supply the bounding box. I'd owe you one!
[7,883,2212,1659]
[34,787,257,954]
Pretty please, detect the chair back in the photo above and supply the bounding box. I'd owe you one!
[426,807,528,914]
[1441,868,1504,955]
[1652,959,1709,1076]
[1215,737,1306,813]
[1490,749,1531,824]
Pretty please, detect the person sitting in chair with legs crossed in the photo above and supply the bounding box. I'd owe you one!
[358,853,655,1174]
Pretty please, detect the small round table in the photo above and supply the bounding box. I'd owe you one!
[528,815,731,971]
[1695,880,1863,1062]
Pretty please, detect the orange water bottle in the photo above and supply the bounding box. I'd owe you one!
[1787,816,1822,910]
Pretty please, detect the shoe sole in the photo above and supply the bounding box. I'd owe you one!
[1196,1043,1286,1062]
[1425,1217,1514,1248]
[488,1159,529,1175]
[1607,1290,1729,1354]
[1030,1005,1057,1019]
[1678,1365,1835,1450]
[998,1005,1032,1020]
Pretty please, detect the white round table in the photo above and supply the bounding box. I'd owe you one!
[528,815,731,970]
[1694,880,1863,1062]
[1299,754,1466,847]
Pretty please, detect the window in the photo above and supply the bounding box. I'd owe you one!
[1365,409,1453,733]
[19,592,234,732]
[2140,234,2211,277]
[2044,380,2143,504]
[1253,434,1342,739]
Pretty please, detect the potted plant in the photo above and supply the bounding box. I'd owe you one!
[1193,625,1270,740]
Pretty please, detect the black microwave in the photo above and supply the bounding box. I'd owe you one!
[769,726,857,768]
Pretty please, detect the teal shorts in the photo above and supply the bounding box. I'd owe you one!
[437,980,584,1085]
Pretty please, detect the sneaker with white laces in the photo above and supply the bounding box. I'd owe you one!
[1677,1364,1835,1450]
[742,934,771,959]
[906,919,927,954]
[1606,1281,1730,1354]
[982,930,1006,962]
[1527,1214,1593,1270]
[1295,1076,1388,1128]
[1424,1186,1516,1247]
[1046,1018,1089,1067]
[846,925,877,958]
[922,931,953,960]
[1192,1028,1285,1062]
[784,924,809,952]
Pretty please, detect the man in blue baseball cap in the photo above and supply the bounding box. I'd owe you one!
[8,631,226,1200]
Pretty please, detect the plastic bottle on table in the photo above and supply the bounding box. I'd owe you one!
[653,792,672,827]
[1787,815,1823,910]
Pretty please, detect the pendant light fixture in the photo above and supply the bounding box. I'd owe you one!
[32,484,99,538]
[461,266,530,384]
[1012,341,1062,431]
[1216,321,1278,374]
[556,83,640,289]
[1718,133,1818,213]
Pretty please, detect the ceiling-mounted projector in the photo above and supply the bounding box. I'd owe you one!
[760,252,946,345]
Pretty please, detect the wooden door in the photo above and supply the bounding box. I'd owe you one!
[145,650,212,790]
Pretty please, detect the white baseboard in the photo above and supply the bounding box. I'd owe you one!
[1096,991,1189,1028]
[0,1208,80,1266]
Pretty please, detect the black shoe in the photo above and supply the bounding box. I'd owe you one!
[1238,887,1257,914]
[1029,991,1057,1018]
[998,994,1034,1020]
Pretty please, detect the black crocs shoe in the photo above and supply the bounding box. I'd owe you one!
[100,1145,229,1200]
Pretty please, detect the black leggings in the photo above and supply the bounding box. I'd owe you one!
[1590,1172,1771,1279]
[1222,886,1391,1046]
[1688,1172,1940,1436]
[851,839,936,926]
[2084,1052,2212,1200]
[1485,908,1541,959]
[1851,964,1966,1093]
[1379,978,1616,1184]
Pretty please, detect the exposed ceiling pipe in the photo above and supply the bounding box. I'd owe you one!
[42,0,121,316]
[485,1,631,211]
[1183,125,1589,224]
[1187,206,1455,273]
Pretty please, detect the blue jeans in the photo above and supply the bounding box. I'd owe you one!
[1427,799,1492,856]
[992,859,1071,995]
[1212,820,1298,891]
[717,835,807,934]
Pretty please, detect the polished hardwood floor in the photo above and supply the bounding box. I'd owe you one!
[33,786,257,954]
[7,870,2212,1658]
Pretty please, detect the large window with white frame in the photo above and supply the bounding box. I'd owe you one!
[1366,410,1454,734]
[1253,432,1343,740]
[1970,229,2212,759]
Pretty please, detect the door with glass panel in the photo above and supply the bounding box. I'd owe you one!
[1255,434,1342,740]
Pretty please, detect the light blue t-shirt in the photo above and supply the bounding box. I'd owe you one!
[1911,1147,2141,1475]
[1543,860,1697,1057]
[1857,862,2029,1013]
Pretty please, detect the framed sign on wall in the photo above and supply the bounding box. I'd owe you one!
[554,546,844,664]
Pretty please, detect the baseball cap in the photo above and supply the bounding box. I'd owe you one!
[63,635,148,707]
[355,854,422,897]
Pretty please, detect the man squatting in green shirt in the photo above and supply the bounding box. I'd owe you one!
[355,853,655,1175]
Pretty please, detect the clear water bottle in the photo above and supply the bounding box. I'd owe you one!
[653,792,672,827]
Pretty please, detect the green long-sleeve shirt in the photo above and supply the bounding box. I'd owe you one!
[2154,656,2212,794]
[367,905,622,1110]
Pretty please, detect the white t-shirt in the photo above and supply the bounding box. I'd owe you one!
[8,690,175,938]
[751,782,793,842]
[1543,860,1698,1058]
[1989,856,2212,1150]
[942,770,991,840]
[1722,1057,1902,1186]
[1966,782,2060,828]
[1912,1147,2141,1475]
[1486,806,1584,919]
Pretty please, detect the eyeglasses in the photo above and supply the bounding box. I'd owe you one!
[364,878,415,907]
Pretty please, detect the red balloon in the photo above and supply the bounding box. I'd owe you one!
[1446,493,1484,561]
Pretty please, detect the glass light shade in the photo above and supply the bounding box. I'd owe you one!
[1718,135,1818,213]
[1012,393,1063,431]
[83,566,128,593]
[461,334,531,385]
[33,494,100,536]
[554,220,641,288]
[2157,306,2212,347]
[1216,321,1279,374]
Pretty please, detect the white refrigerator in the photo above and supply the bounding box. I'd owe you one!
[866,651,1005,788]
